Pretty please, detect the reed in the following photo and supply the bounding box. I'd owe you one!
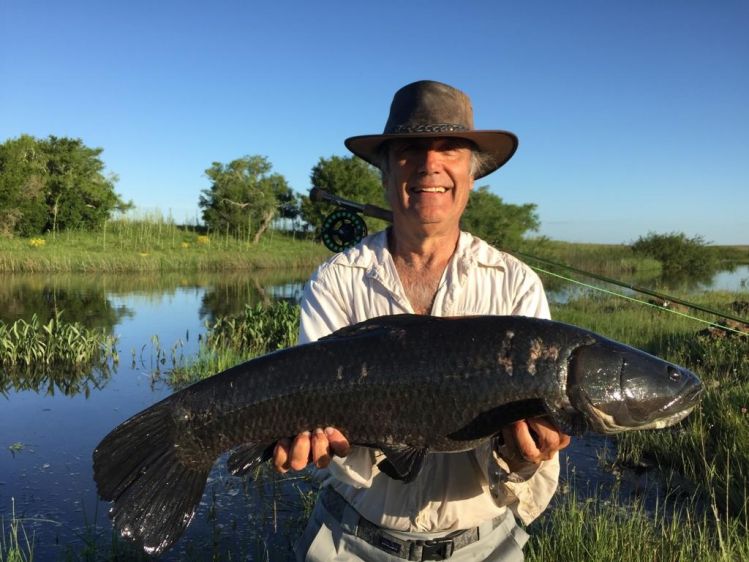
[0,312,119,395]
[0,217,329,274]
[0,500,34,562]
[525,484,749,561]
[166,301,300,387]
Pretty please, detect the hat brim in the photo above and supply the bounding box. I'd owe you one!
[344,130,518,179]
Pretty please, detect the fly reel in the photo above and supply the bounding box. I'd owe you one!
[321,209,367,252]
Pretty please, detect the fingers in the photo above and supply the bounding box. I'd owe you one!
[325,427,351,458]
[311,428,331,468]
[526,417,571,459]
[271,427,351,473]
[273,438,292,473]
[290,431,313,471]
[502,418,572,466]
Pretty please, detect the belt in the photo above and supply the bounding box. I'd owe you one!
[320,487,506,561]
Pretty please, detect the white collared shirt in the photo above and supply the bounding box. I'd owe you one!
[298,229,559,532]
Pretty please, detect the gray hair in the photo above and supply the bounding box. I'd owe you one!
[375,141,496,181]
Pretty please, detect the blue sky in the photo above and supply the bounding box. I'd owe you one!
[1,0,747,244]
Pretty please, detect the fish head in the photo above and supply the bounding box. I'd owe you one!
[567,340,703,434]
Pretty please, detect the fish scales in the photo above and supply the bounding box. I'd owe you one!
[173,315,579,455]
[93,314,702,556]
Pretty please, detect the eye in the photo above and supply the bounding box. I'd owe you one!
[668,367,682,382]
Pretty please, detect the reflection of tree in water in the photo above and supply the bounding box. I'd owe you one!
[654,267,721,292]
[0,274,133,330]
[1,364,114,398]
[198,270,311,324]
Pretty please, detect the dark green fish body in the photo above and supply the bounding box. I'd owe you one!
[93,314,702,555]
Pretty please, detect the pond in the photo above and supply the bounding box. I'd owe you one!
[1,265,747,560]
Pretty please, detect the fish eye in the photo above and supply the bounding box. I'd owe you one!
[668,367,682,382]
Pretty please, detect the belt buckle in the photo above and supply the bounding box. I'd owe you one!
[420,537,454,560]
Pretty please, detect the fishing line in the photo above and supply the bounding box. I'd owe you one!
[306,187,749,335]
[531,264,749,337]
[514,250,749,326]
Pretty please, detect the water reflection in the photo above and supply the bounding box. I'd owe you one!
[542,264,749,306]
[1,364,114,398]
[0,271,311,399]
[0,270,312,327]
[0,273,133,329]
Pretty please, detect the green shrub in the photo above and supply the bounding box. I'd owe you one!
[631,231,718,273]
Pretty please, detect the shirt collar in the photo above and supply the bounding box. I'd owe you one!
[331,229,508,273]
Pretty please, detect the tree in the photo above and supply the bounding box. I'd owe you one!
[42,136,129,233]
[0,135,48,236]
[0,135,130,236]
[461,186,540,250]
[199,155,295,243]
[631,231,718,273]
[300,156,388,237]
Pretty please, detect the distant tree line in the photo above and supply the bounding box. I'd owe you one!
[1,134,543,247]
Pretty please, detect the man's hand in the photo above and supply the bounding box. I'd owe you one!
[500,417,571,472]
[272,427,351,473]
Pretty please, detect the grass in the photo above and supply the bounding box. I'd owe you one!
[526,485,749,561]
[0,217,329,273]
[0,500,34,562]
[0,311,119,396]
[166,301,299,388]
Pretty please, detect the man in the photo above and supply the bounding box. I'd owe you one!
[275,80,570,561]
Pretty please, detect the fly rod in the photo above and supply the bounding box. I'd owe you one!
[309,187,749,328]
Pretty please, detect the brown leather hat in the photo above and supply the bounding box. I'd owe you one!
[344,80,518,179]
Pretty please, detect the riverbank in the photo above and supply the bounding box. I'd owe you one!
[4,220,748,275]
[0,222,330,273]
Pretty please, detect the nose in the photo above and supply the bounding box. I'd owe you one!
[417,148,442,175]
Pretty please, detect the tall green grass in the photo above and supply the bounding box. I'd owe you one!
[0,500,34,562]
[0,312,119,395]
[526,485,749,561]
[0,215,329,273]
[166,301,300,387]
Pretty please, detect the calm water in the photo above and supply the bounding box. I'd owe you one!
[1,266,747,560]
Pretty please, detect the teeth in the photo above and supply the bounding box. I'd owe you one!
[413,187,447,193]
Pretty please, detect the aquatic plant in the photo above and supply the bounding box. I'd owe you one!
[0,499,34,562]
[166,301,300,388]
[204,300,300,355]
[0,312,118,396]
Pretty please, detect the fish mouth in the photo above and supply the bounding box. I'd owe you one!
[590,403,698,434]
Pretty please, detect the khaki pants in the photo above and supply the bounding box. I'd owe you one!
[295,488,528,562]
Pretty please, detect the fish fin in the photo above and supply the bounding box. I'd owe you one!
[227,443,275,477]
[93,399,211,556]
[447,399,548,442]
[377,446,428,482]
[319,314,430,341]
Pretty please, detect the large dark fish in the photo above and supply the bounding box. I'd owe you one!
[93,314,702,555]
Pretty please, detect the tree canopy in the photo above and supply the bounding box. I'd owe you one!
[198,155,296,243]
[631,231,718,273]
[461,186,540,250]
[0,135,129,236]
[300,155,388,237]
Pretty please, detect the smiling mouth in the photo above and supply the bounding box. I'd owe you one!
[411,186,450,193]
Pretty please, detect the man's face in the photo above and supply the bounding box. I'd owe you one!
[384,137,475,234]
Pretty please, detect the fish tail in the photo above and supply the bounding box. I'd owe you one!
[93,398,210,555]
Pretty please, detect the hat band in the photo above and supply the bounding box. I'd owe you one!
[390,123,469,134]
